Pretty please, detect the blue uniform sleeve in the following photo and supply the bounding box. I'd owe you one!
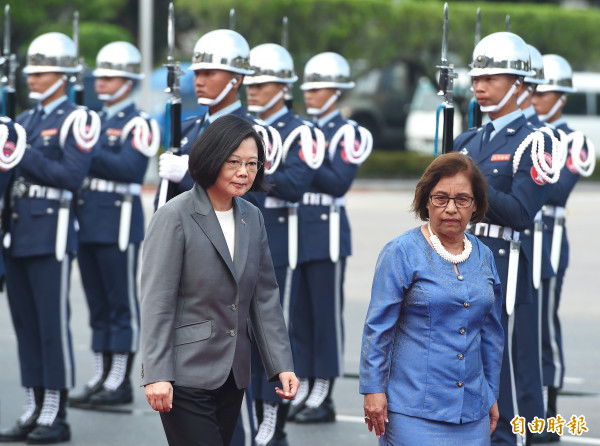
[359,238,412,395]
[479,249,504,401]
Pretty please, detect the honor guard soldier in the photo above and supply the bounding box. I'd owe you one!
[0,32,100,444]
[289,52,372,424]
[156,29,281,205]
[514,43,561,440]
[531,54,595,443]
[243,43,325,446]
[69,42,160,409]
[454,32,558,446]
[0,117,26,285]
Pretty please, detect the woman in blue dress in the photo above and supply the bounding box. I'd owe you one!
[360,153,504,445]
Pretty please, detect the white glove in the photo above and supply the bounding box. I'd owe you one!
[159,153,189,183]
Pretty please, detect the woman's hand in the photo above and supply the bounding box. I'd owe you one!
[275,371,299,400]
[489,401,499,434]
[364,393,388,438]
[145,381,173,413]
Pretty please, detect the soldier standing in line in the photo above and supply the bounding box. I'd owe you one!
[243,43,325,446]
[156,29,280,206]
[69,42,160,409]
[453,32,558,446]
[288,52,372,424]
[514,43,559,442]
[0,32,100,444]
[530,54,595,443]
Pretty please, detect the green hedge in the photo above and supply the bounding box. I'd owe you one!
[175,0,600,75]
[357,150,600,181]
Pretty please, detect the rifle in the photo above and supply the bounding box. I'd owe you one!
[281,16,294,109]
[1,5,17,119]
[468,8,483,129]
[157,2,184,208]
[71,11,84,105]
[435,2,457,155]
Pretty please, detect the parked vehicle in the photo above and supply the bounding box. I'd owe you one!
[339,61,424,149]
[404,76,464,155]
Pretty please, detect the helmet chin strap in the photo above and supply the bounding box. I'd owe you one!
[198,78,238,107]
[248,88,287,114]
[516,85,534,106]
[98,80,133,102]
[29,75,68,102]
[307,90,341,116]
[538,95,566,122]
[480,80,521,113]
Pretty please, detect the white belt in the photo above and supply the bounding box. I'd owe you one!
[14,182,73,201]
[302,192,345,207]
[468,222,514,241]
[264,196,287,209]
[542,205,565,218]
[87,178,142,195]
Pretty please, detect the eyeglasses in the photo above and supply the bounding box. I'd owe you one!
[224,159,263,173]
[429,194,474,208]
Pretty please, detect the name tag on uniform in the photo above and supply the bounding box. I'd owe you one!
[491,154,511,162]
[41,129,58,137]
[106,128,123,137]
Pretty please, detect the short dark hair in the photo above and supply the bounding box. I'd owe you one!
[188,114,269,192]
[411,152,488,223]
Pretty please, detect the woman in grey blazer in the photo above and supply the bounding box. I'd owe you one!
[140,115,298,446]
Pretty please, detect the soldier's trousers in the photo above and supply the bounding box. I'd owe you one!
[77,242,140,353]
[5,253,75,390]
[541,270,566,388]
[291,258,346,378]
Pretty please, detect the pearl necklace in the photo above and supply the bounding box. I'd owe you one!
[427,221,472,264]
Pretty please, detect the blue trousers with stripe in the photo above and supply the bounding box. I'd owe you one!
[5,253,75,389]
[77,243,140,353]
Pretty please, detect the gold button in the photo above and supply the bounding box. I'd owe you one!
[457,353,464,360]
[457,381,464,387]
[463,302,469,308]
[457,275,464,281]
[459,328,466,334]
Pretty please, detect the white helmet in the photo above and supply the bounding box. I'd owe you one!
[536,54,576,93]
[189,29,253,75]
[243,44,297,85]
[469,32,534,77]
[93,41,143,80]
[23,32,81,74]
[524,45,546,85]
[300,52,355,91]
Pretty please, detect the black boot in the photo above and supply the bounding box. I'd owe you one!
[69,352,111,408]
[26,390,71,444]
[531,386,561,443]
[89,353,134,406]
[0,387,44,442]
[295,378,336,424]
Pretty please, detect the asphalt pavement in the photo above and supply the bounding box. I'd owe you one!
[0,179,598,445]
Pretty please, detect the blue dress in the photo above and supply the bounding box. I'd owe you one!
[360,227,504,444]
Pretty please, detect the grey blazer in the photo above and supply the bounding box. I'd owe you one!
[140,184,293,389]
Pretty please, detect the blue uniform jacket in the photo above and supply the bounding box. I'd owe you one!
[454,114,553,305]
[245,109,318,268]
[359,227,504,424]
[12,101,95,257]
[298,112,360,263]
[77,104,154,244]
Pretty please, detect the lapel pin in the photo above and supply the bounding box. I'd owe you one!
[241,219,246,225]
[507,128,515,134]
